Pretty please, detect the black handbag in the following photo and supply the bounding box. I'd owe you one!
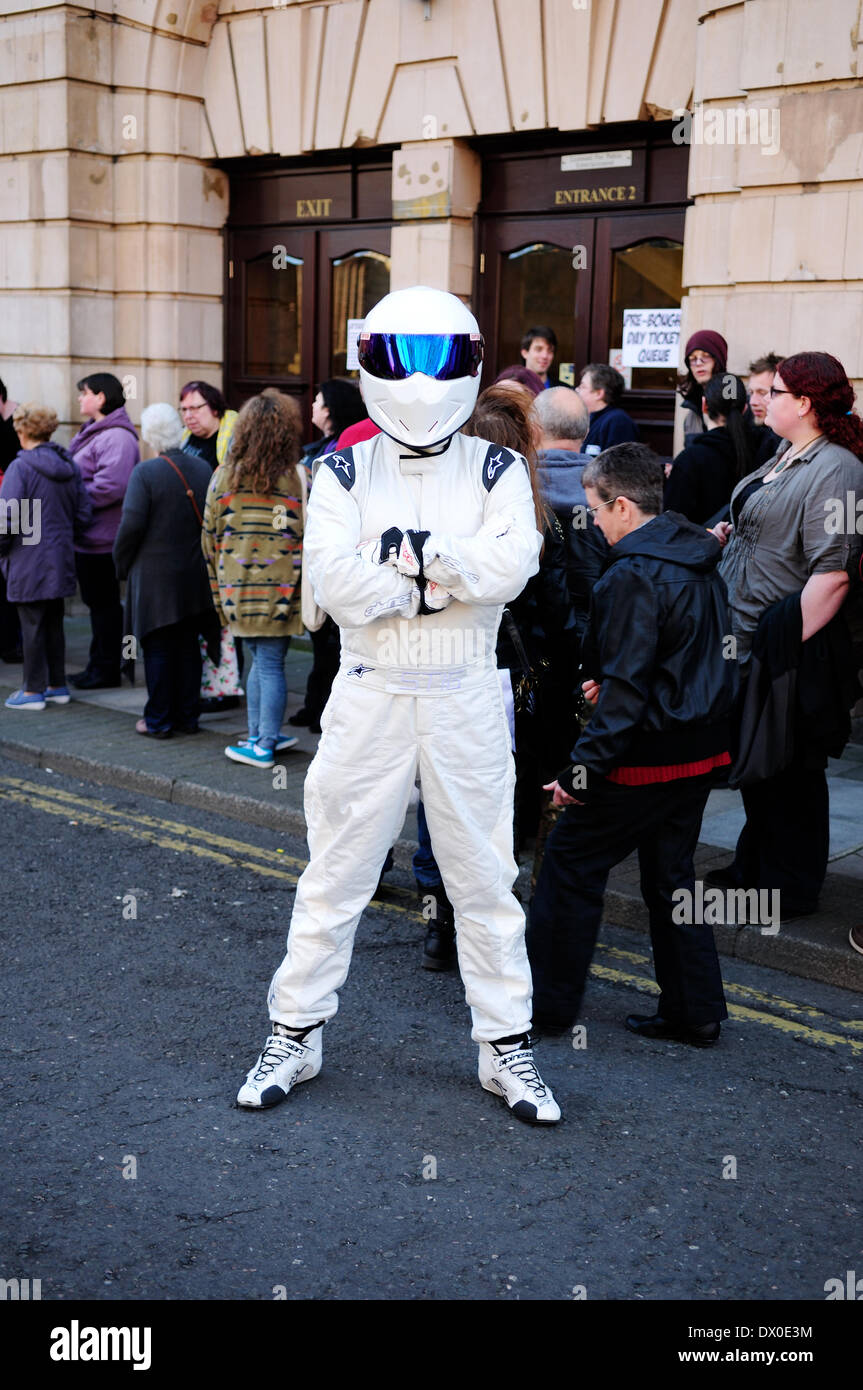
[501,608,549,717]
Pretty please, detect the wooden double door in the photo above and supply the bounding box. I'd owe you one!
[225,224,392,422]
[476,209,686,456]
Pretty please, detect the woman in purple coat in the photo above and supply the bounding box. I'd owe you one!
[68,373,140,689]
[0,404,92,709]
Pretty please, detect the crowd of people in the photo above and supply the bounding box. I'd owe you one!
[1,303,862,1083]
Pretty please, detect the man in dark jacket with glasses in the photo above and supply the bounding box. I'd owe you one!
[527,442,738,1046]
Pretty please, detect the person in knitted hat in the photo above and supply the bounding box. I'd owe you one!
[678,330,729,444]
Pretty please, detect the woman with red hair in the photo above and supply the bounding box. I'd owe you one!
[708,351,863,924]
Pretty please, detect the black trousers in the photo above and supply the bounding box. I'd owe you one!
[733,760,829,911]
[18,598,66,692]
[0,570,21,658]
[303,617,340,719]
[141,617,203,733]
[75,551,123,681]
[527,773,727,1028]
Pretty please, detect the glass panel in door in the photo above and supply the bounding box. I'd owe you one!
[330,249,391,377]
[609,239,683,391]
[244,250,303,378]
[498,242,578,382]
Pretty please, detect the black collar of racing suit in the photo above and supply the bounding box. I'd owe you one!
[376,429,456,460]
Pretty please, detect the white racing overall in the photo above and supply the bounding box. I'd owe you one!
[267,428,542,1041]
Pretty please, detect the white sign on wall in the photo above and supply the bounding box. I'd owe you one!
[561,150,633,171]
[621,308,681,368]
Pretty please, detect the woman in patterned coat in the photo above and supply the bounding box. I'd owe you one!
[202,393,305,769]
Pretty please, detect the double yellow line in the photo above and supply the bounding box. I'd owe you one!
[0,773,419,912]
[3,773,862,1053]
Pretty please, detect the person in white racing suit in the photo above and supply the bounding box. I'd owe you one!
[237,286,560,1125]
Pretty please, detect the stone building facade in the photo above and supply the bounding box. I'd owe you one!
[1,0,861,445]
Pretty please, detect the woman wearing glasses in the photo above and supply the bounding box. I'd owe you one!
[708,352,863,923]
[179,381,238,472]
[180,381,240,711]
[676,330,728,448]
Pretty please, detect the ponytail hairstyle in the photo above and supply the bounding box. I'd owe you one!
[778,352,863,463]
[704,373,751,483]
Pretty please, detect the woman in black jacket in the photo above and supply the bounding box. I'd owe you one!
[113,403,214,738]
[665,373,754,526]
[300,378,367,473]
[463,384,580,854]
[290,379,367,732]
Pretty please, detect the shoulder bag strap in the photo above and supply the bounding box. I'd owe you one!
[501,607,532,677]
[159,454,203,526]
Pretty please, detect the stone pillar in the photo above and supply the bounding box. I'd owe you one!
[390,139,481,302]
[678,0,863,451]
[0,2,225,439]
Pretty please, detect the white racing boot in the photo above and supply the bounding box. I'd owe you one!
[237,1024,323,1109]
[478,1035,561,1125]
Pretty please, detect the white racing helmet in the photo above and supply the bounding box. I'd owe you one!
[357,286,483,450]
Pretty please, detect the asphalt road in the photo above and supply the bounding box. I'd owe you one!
[2,756,861,1303]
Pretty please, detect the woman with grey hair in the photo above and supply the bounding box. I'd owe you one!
[112,403,214,737]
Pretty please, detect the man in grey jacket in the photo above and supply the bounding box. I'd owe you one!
[534,387,608,639]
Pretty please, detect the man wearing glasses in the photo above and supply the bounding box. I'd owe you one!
[527,442,737,1047]
[746,353,785,467]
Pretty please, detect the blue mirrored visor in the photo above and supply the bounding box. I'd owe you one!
[358,332,483,382]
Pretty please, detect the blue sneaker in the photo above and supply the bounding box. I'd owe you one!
[44,686,71,704]
[238,734,298,753]
[225,742,275,768]
[5,690,46,710]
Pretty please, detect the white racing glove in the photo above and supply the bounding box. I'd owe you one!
[421,579,454,613]
[395,528,430,578]
[356,527,404,567]
[395,531,455,614]
[358,529,452,612]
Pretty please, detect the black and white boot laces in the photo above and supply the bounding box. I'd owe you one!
[497,1045,549,1099]
[253,1034,302,1080]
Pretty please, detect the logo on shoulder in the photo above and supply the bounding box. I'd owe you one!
[482,445,516,492]
[325,448,356,491]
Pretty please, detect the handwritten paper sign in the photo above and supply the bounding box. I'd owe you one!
[621,308,681,368]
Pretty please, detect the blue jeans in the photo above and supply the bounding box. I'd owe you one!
[380,800,442,886]
[413,799,442,888]
[244,636,291,748]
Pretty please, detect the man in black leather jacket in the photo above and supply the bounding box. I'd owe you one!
[526,442,738,1046]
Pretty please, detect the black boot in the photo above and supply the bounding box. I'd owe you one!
[418,881,456,972]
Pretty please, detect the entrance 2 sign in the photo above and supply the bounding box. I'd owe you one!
[621,308,681,368]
